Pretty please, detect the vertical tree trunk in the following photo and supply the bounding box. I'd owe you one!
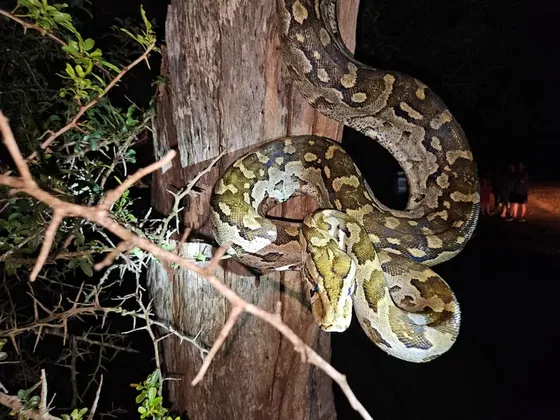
[148,1,359,419]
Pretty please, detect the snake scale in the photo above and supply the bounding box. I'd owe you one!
[210,0,480,363]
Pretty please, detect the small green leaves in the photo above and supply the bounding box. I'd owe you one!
[83,38,95,51]
[79,258,93,277]
[120,5,158,51]
[61,408,88,420]
[16,384,42,411]
[133,371,177,420]
[16,0,72,32]
[65,62,75,77]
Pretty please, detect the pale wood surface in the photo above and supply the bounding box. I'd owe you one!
[148,1,359,419]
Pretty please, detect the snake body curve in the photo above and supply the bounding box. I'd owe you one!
[210,0,480,362]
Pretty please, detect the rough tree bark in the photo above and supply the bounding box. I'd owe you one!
[148,1,359,419]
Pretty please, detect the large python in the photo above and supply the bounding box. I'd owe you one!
[210,0,479,363]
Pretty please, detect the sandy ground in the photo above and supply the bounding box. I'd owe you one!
[480,183,560,255]
[525,184,560,223]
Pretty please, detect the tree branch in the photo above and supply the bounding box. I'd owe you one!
[0,391,61,420]
[0,9,66,47]
[0,113,374,420]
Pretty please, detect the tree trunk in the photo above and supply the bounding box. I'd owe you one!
[148,1,359,419]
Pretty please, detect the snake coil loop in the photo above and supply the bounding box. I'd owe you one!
[211,0,479,362]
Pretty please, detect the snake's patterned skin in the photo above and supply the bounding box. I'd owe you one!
[210,0,479,362]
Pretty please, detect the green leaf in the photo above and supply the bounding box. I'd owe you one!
[140,5,152,30]
[65,63,76,78]
[89,49,103,58]
[135,391,146,404]
[148,387,156,400]
[75,65,85,78]
[100,60,120,73]
[138,407,147,414]
[0,352,7,361]
[38,20,52,30]
[78,408,88,416]
[61,415,71,420]
[52,11,72,23]
[125,117,139,127]
[8,212,22,221]
[83,38,95,51]
[149,371,159,387]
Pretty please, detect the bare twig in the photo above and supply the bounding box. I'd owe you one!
[0,111,33,180]
[184,150,226,193]
[138,299,163,395]
[0,113,373,420]
[45,329,139,353]
[158,150,226,245]
[100,149,170,210]
[0,297,207,356]
[70,337,79,408]
[87,375,103,420]
[94,241,132,270]
[30,211,64,281]
[40,369,48,415]
[2,249,112,266]
[191,305,242,386]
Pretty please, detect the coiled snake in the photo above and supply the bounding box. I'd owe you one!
[210,0,480,363]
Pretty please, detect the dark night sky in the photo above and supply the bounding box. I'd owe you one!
[1,0,556,179]
[347,0,558,182]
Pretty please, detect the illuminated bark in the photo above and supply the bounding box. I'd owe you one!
[148,1,359,418]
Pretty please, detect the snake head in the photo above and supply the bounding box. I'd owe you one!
[303,245,356,332]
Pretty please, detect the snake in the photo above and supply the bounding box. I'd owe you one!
[210,0,480,363]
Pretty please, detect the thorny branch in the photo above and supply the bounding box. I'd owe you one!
[0,113,374,420]
[0,291,208,356]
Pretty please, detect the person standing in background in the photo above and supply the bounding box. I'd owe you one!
[499,164,514,219]
[508,162,529,222]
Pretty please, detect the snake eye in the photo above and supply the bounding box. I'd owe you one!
[310,284,319,297]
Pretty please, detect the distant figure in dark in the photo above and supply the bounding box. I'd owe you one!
[480,178,492,216]
[499,164,515,219]
[491,167,505,215]
[508,162,528,222]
